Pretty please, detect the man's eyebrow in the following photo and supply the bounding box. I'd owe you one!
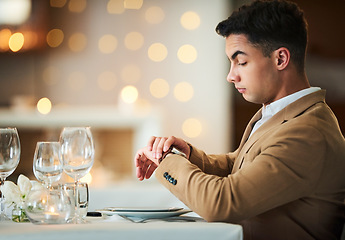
[231,50,246,60]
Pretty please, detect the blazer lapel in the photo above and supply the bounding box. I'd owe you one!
[232,109,262,171]
[232,90,326,172]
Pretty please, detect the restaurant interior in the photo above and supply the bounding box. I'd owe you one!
[0,0,344,192]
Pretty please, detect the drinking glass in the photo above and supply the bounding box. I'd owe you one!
[0,127,21,221]
[33,142,63,188]
[64,182,89,223]
[59,127,94,223]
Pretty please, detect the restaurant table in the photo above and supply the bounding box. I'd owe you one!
[0,216,243,240]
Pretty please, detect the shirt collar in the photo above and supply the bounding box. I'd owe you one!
[261,87,321,119]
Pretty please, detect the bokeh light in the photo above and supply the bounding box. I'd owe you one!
[121,85,138,103]
[182,118,202,138]
[68,32,87,52]
[180,11,201,30]
[150,78,170,99]
[0,29,11,51]
[9,32,24,52]
[107,0,125,14]
[124,0,143,9]
[148,43,168,62]
[177,44,197,64]
[47,29,64,48]
[68,0,87,13]
[98,34,118,54]
[121,64,141,83]
[97,71,117,91]
[124,32,144,51]
[50,0,67,8]
[174,82,194,102]
[37,97,52,115]
[145,6,165,24]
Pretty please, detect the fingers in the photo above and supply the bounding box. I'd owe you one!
[134,147,158,181]
[146,136,156,151]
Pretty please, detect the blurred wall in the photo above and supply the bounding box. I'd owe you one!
[0,0,234,157]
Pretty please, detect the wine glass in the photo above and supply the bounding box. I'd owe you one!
[33,142,63,188]
[59,127,94,223]
[0,127,21,221]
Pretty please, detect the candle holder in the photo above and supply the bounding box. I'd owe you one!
[24,187,73,224]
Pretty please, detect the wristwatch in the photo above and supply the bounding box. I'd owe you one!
[159,147,187,163]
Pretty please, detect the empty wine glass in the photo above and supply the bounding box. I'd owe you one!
[0,127,21,221]
[59,127,94,223]
[33,142,63,188]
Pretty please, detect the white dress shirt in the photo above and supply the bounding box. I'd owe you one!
[249,87,321,137]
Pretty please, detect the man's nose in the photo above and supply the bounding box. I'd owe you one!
[226,66,239,83]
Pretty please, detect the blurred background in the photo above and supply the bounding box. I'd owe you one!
[0,0,344,188]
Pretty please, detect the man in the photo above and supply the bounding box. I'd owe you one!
[134,0,345,239]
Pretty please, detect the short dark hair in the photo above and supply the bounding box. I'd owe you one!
[216,0,308,73]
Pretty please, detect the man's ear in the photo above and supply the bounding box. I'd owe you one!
[275,47,290,70]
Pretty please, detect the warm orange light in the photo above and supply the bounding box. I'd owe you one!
[124,0,143,9]
[150,78,169,99]
[37,97,52,115]
[121,85,138,103]
[180,11,201,30]
[182,118,202,138]
[148,43,168,62]
[145,6,165,24]
[47,29,64,48]
[107,0,125,14]
[68,32,87,52]
[174,82,194,102]
[68,0,87,13]
[9,33,25,52]
[177,44,198,64]
[0,29,11,51]
[50,0,67,8]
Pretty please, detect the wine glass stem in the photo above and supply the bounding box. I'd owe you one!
[74,179,79,222]
[0,178,5,215]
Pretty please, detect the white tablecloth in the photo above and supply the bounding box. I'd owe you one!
[0,219,243,240]
[0,181,243,240]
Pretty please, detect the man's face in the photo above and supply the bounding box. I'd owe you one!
[225,34,281,105]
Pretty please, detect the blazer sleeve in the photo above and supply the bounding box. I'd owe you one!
[155,125,326,223]
[187,144,237,177]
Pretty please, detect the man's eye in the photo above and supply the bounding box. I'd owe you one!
[238,62,247,66]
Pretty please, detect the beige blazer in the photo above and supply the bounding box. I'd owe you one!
[156,90,345,240]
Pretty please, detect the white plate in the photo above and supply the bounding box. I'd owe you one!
[103,207,183,212]
[98,207,191,219]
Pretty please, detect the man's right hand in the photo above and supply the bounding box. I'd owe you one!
[147,136,190,161]
[134,136,190,181]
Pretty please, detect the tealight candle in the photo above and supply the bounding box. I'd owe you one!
[44,207,60,221]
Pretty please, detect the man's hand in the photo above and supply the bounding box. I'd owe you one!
[147,136,190,160]
[134,136,190,181]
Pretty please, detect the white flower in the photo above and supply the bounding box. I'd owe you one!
[2,174,35,205]
[17,174,32,199]
[3,181,21,205]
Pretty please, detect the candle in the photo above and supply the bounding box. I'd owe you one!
[44,207,60,221]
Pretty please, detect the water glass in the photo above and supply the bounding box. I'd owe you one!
[64,182,89,223]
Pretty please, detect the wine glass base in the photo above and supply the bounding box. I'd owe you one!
[67,216,86,224]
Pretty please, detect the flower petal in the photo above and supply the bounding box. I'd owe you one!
[2,181,21,205]
[17,174,32,196]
